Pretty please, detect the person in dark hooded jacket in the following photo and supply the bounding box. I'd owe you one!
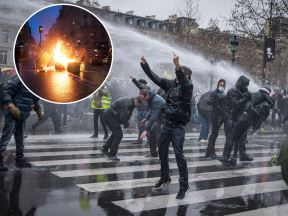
[205,79,229,159]
[139,89,165,157]
[220,75,252,165]
[0,76,42,171]
[228,87,274,166]
[140,54,193,200]
[101,96,141,162]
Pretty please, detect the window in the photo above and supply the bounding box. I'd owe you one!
[1,30,9,43]
[0,50,8,64]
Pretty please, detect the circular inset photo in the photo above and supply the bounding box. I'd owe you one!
[14,4,113,103]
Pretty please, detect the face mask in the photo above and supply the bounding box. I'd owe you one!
[218,87,225,92]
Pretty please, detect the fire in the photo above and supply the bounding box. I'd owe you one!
[53,41,75,68]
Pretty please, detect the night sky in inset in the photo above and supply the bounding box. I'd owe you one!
[28,5,62,43]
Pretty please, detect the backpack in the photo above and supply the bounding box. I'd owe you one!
[197,91,212,118]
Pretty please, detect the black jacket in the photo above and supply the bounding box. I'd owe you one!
[2,76,39,120]
[245,91,274,130]
[225,76,251,122]
[106,97,135,125]
[144,91,165,131]
[141,62,193,125]
[207,89,225,116]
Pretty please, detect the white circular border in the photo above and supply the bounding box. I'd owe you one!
[13,3,114,105]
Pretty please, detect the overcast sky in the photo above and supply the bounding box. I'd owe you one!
[99,0,236,30]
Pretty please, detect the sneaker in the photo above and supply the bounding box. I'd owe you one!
[103,134,109,140]
[90,134,98,138]
[100,148,109,157]
[0,155,8,172]
[176,187,190,199]
[109,156,120,162]
[15,158,32,169]
[240,154,254,161]
[153,178,171,191]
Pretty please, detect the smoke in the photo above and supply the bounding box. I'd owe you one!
[104,21,259,94]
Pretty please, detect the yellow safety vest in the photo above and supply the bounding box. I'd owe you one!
[101,95,112,109]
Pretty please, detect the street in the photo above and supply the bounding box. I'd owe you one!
[0,132,287,215]
[18,59,109,103]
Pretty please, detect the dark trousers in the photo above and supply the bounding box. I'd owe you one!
[206,113,230,155]
[32,111,61,132]
[272,109,282,128]
[0,113,25,159]
[226,113,253,158]
[102,113,123,156]
[93,109,108,136]
[148,122,161,156]
[159,124,188,189]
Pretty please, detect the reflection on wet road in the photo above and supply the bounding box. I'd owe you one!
[18,60,109,103]
[1,132,288,215]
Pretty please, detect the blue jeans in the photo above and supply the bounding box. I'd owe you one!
[199,114,209,141]
[0,113,25,160]
[159,125,188,189]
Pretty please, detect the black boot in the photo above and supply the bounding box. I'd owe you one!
[0,154,8,172]
[228,157,237,167]
[15,158,32,169]
[240,154,254,161]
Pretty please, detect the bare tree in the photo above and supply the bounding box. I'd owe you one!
[229,0,286,40]
[176,0,200,42]
[207,18,220,32]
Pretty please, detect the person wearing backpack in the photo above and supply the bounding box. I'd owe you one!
[197,91,212,144]
[0,76,42,171]
[227,87,274,167]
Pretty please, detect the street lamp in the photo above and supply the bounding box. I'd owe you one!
[38,25,43,44]
[230,34,239,65]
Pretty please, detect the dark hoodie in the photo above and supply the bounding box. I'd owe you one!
[225,75,251,121]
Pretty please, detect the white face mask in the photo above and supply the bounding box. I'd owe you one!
[218,86,225,92]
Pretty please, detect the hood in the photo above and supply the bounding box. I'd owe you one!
[235,75,250,93]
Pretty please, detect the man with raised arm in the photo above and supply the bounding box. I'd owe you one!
[140,54,193,199]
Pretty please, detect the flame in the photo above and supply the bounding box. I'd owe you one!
[53,41,75,68]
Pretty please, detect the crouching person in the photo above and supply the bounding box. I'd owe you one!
[0,76,42,171]
[101,96,142,162]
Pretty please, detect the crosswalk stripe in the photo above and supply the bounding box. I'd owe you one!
[77,166,280,192]
[112,180,288,213]
[13,143,262,151]
[30,147,274,166]
[24,146,276,158]
[227,203,288,216]
[51,156,274,178]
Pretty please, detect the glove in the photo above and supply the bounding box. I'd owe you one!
[8,103,21,120]
[124,122,129,128]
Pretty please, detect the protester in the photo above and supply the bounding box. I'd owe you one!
[140,54,193,199]
[0,76,42,171]
[90,85,111,139]
[101,96,141,162]
[205,79,229,159]
[139,89,165,157]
